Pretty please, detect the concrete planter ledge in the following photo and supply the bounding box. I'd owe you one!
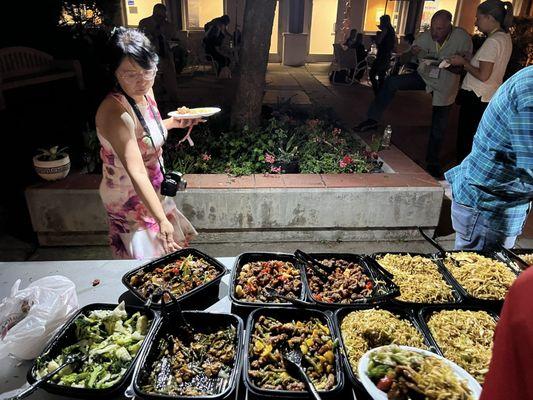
[25,146,444,246]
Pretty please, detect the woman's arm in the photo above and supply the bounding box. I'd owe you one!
[449,56,494,82]
[96,99,179,253]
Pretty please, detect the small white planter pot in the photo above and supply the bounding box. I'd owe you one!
[33,154,71,181]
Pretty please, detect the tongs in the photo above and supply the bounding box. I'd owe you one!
[294,250,330,283]
[282,346,322,400]
[500,245,529,271]
[263,287,308,307]
[6,353,87,400]
[417,227,461,268]
[152,289,195,339]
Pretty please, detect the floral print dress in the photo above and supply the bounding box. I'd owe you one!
[97,92,197,259]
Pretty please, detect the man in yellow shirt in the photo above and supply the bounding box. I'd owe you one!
[354,10,472,178]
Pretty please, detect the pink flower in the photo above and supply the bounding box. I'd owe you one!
[201,153,211,161]
[265,153,276,164]
[339,160,347,168]
[270,166,282,174]
[342,155,353,165]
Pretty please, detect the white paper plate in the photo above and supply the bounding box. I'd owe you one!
[358,345,482,400]
[168,107,221,119]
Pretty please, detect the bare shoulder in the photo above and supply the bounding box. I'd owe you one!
[96,97,135,139]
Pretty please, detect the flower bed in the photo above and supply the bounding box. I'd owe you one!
[163,107,383,176]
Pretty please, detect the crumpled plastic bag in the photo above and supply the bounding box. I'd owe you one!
[0,276,78,360]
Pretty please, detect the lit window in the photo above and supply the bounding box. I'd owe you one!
[124,0,162,27]
[185,0,223,30]
[363,0,405,33]
[420,0,459,31]
[270,1,279,54]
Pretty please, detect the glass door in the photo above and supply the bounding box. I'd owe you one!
[308,0,339,57]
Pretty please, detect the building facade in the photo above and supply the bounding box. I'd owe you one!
[119,0,532,62]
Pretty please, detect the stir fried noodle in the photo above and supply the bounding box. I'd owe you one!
[444,252,515,300]
[341,309,426,373]
[376,254,454,303]
[427,310,496,383]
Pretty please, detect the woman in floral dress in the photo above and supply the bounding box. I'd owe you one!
[95,28,199,259]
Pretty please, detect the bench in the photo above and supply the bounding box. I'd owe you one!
[0,47,85,110]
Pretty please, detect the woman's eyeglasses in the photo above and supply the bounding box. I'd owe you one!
[118,68,158,82]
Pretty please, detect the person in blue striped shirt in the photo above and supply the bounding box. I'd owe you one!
[445,66,533,251]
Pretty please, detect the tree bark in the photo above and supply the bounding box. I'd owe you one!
[231,0,277,130]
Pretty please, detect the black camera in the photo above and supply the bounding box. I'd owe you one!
[160,171,187,197]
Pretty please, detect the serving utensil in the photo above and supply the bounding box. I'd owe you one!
[263,287,308,307]
[6,353,87,400]
[294,250,330,283]
[500,246,529,271]
[417,227,461,269]
[282,347,322,400]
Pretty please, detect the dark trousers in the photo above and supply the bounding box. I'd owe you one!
[456,89,488,163]
[369,56,390,95]
[367,72,452,168]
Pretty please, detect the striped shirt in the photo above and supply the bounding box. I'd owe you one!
[445,66,533,236]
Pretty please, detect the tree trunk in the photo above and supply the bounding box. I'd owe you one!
[231,0,277,130]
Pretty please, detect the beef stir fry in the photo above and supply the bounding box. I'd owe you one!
[234,260,302,303]
[129,255,219,301]
[141,325,237,396]
[307,258,374,303]
[249,315,336,392]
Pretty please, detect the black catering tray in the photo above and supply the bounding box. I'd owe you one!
[369,252,464,308]
[122,248,227,310]
[434,250,519,307]
[333,305,438,393]
[243,306,344,400]
[132,311,244,400]
[27,303,157,399]
[229,252,308,320]
[297,252,399,308]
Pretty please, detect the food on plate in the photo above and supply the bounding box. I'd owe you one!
[427,309,496,383]
[366,345,473,400]
[444,252,516,300]
[341,309,427,374]
[128,255,219,301]
[375,254,454,303]
[306,258,375,304]
[234,260,301,303]
[35,302,150,389]
[248,315,336,391]
[175,106,211,115]
[141,325,237,396]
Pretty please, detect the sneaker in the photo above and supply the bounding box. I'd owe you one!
[353,119,378,133]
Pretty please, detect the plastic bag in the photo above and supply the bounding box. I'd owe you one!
[0,276,78,360]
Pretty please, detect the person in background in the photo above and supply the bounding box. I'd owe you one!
[449,0,514,163]
[369,15,396,95]
[203,15,231,76]
[138,4,179,104]
[351,33,368,81]
[479,263,533,400]
[343,29,358,48]
[354,10,472,178]
[96,28,201,259]
[445,66,533,252]
[397,33,419,75]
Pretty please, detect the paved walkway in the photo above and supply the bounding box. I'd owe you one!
[1,63,530,261]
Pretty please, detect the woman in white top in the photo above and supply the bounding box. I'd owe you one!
[448,0,513,163]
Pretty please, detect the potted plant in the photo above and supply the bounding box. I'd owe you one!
[33,146,71,181]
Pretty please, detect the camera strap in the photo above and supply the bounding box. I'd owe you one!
[120,90,167,175]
